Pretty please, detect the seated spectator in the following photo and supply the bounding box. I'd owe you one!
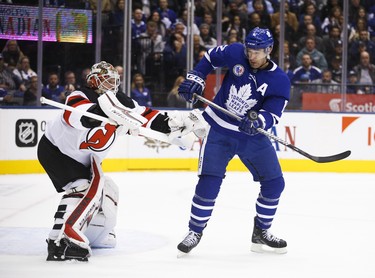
[329,56,342,83]
[193,34,207,66]
[298,3,323,36]
[155,0,178,32]
[321,6,343,34]
[0,53,23,106]
[131,8,147,39]
[13,56,37,92]
[23,75,39,106]
[1,40,24,71]
[322,25,342,63]
[347,70,365,94]
[131,73,152,106]
[202,12,217,38]
[63,70,78,91]
[167,76,186,108]
[176,8,200,37]
[225,15,247,43]
[296,37,328,70]
[310,69,340,93]
[352,51,375,94]
[349,30,375,66]
[292,53,322,84]
[298,24,325,53]
[147,11,167,39]
[199,23,217,50]
[288,74,312,110]
[270,1,298,33]
[42,72,65,103]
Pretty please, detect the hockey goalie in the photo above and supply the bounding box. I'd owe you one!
[37,61,207,262]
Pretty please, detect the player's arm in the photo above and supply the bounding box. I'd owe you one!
[178,44,235,103]
[63,91,106,129]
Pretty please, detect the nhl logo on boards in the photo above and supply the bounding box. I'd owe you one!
[15,119,38,147]
[233,64,244,76]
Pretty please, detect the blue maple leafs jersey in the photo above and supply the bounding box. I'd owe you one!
[195,43,290,139]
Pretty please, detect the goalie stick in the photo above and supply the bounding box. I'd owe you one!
[193,94,351,163]
[40,97,195,149]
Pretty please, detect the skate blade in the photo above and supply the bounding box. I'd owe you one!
[251,243,287,254]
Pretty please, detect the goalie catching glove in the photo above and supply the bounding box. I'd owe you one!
[168,109,208,140]
[98,90,147,135]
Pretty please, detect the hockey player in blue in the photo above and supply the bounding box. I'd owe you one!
[177,27,290,255]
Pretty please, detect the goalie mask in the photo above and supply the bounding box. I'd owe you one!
[86,61,120,94]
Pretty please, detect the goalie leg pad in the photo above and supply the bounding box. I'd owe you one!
[85,176,119,248]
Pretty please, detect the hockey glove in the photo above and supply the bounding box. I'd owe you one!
[168,109,208,140]
[238,110,264,136]
[178,70,206,103]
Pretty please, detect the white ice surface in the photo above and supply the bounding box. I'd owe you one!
[0,171,374,278]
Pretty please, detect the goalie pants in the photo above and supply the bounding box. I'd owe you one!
[37,135,91,193]
[189,127,285,233]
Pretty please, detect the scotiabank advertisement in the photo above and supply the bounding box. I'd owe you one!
[302,93,375,112]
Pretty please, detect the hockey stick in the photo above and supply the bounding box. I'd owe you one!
[193,94,351,163]
[40,97,195,148]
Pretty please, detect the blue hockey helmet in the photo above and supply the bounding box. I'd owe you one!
[245,27,274,50]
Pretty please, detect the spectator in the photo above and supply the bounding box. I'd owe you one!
[320,0,343,23]
[296,37,328,70]
[115,65,124,93]
[298,23,325,53]
[298,3,323,36]
[270,2,299,32]
[292,53,322,84]
[147,11,167,39]
[199,23,217,50]
[137,21,165,75]
[42,72,65,103]
[349,17,368,43]
[64,70,78,89]
[131,73,152,106]
[349,30,375,66]
[1,40,24,71]
[0,53,23,106]
[225,14,247,43]
[352,51,375,94]
[288,73,312,110]
[163,32,187,90]
[202,12,217,38]
[13,56,37,92]
[249,0,271,28]
[322,25,342,62]
[321,6,343,34]
[222,0,248,32]
[155,0,178,32]
[193,34,207,66]
[88,0,112,26]
[347,70,365,94]
[247,0,274,14]
[167,76,186,108]
[176,8,200,37]
[310,69,340,93]
[329,56,342,83]
[23,75,39,106]
[131,8,147,39]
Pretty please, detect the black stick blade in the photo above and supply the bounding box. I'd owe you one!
[307,150,351,163]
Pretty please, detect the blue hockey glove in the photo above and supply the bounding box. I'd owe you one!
[178,70,206,103]
[238,110,264,136]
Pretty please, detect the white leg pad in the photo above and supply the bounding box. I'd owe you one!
[57,155,105,250]
[85,176,119,248]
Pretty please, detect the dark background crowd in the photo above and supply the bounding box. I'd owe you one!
[0,0,375,109]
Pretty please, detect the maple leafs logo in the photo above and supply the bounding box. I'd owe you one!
[225,84,258,116]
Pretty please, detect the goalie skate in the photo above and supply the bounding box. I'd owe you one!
[46,237,91,262]
[177,230,202,258]
[251,217,287,254]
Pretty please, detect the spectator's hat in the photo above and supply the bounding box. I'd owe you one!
[300,73,310,80]
[334,39,343,47]
[348,70,356,77]
[0,53,3,59]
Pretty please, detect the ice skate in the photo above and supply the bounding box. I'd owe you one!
[46,238,91,262]
[177,230,202,257]
[251,217,287,254]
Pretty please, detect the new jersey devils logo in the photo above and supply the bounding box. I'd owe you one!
[80,124,117,152]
